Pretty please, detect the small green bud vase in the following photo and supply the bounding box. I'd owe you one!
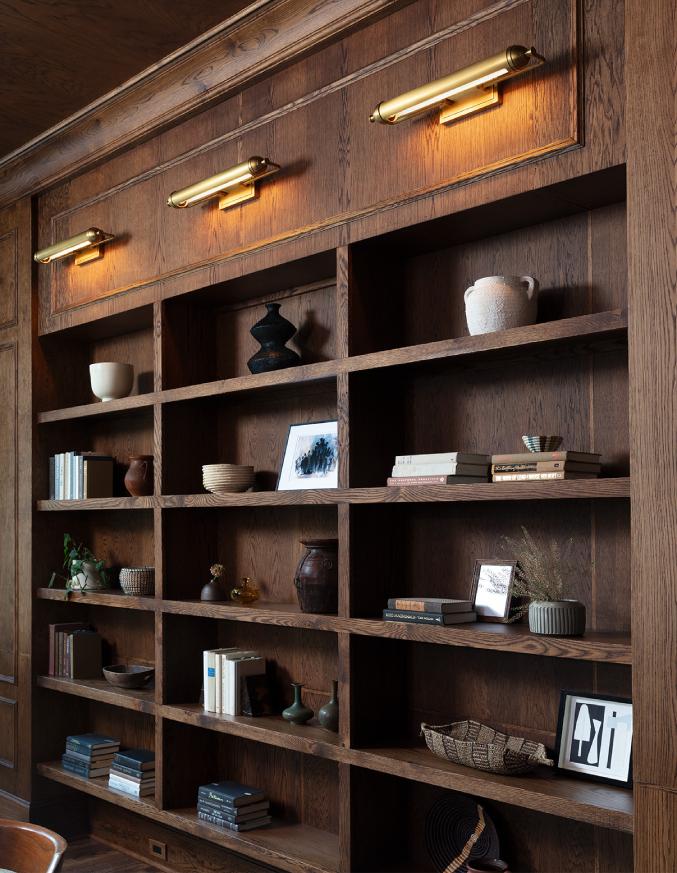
[318,679,339,732]
[282,682,313,725]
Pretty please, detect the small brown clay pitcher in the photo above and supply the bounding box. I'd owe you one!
[124,455,154,496]
[294,539,338,614]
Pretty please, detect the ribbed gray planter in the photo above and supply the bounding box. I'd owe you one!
[528,600,586,636]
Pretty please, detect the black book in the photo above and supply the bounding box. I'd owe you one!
[198,781,266,808]
[113,749,155,771]
[197,810,272,831]
[197,798,270,822]
[382,609,477,625]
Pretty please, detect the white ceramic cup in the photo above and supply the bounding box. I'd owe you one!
[89,362,134,402]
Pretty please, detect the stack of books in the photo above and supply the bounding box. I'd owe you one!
[197,780,271,832]
[48,623,101,679]
[49,452,113,499]
[383,597,477,626]
[203,648,266,715]
[62,733,119,779]
[108,748,155,798]
[490,450,601,482]
[387,452,490,486]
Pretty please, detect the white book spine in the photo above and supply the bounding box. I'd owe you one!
[203,650,216,712]
[395,452,490,465]
[215,653,223,714]
[57,453,64,500]
[391,463,487,477]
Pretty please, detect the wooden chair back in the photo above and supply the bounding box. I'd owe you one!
[0,819,67,873]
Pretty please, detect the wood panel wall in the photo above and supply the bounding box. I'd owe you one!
[0,199,32,811]
[626,0,677,868]
[35,0,625,334]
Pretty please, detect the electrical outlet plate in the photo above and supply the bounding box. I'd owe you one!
[148,838,167,860]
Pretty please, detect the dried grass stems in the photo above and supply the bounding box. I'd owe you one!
[496,526,577,621]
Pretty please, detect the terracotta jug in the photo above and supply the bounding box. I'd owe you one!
[464,275,539,335]
[124,455,153,496]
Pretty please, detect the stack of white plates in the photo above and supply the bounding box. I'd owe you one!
[202,464,255,494]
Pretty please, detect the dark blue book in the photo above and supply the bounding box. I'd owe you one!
[109,761,148,778]
[62,754,111,778]
[197,810,272,831]
[198,781,266,808]
[113,749,155,771]
[65,733,119,751]
[197,798,270,822]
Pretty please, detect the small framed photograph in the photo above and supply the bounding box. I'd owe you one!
[555,691,633,786]
[277,420,339,490]
[470,560,517,622]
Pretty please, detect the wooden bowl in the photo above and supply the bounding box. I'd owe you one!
[103,664,154,689]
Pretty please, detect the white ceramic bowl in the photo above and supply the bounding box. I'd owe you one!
[89,362,134,402]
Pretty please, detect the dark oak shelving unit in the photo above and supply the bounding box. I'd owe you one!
[33,171,634,872]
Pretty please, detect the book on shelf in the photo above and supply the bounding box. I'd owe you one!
[491,450,601,464]
[241,674,276,717]
[108,773,155,797]
[382,609,477,626]
[218,650,257,714]
[221,652,265,716]
[65,734,119,753]
[48,622,87,675]
[197,810,272,831]
[197,798,270,820]
[203,648,238,713]
[391,462,489,477]
[387,475,487,486]
[395,452,491,465]
[198,781,267,808]
[109,768,154,785]
[65,748,115,766]
[61,754,112,779]
[491,461,601,473]
[49,452,114,500]
[112,749,155,771]
[492,471,598,482]
[386,597,473,614]
[67,629,102,679]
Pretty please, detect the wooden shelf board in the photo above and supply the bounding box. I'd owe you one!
[161,478,630,508]
[35,312,627,425]
[160,599,340,630]
[36,587,157,610]
[161,704,344,760]
[347,619,632,664]
[347,746,633,833]
[37,762,339,873]
[37,675,155,713]
[37,392,158,424]
[37,496,155,511]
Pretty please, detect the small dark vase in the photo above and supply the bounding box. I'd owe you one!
[294,539,338,615]
[247,303,301,374]
[281,682,314,725]
[200,578,227,601]
[318,679,339,732]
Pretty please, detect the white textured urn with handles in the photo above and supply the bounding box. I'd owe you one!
[464,275,539,335]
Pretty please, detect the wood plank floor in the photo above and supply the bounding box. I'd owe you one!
[62,837,161,872]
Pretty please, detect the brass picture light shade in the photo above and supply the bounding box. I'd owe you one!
[167,156,280,210]
[33,228,115,265]
[370,45,544,125]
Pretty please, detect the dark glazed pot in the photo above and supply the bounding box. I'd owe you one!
[282,683,314,725]
[318,679,339,732]
[124,455,153,496]
[294,539,338,614]
[247,303,301,374]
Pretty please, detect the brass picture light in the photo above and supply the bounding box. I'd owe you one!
[33,228,115,266]
[167,156,280,210]
[370,45,544,126]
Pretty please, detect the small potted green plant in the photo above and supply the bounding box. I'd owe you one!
[503,526,586,636]
[49,533,109,594]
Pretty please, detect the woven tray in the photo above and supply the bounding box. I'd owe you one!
[421,719,554,775]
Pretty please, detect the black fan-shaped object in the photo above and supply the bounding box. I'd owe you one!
[425,793,500,873]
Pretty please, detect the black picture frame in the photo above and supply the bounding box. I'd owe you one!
[469,560,518,622]
[555,690,633,787]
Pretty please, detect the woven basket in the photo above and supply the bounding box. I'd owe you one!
[421,720,553,775]
[119,566,155,596]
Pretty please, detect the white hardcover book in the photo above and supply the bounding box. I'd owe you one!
[391,462,488,477]
[64,452,71,500]
[221,651,259,716]
[395,452,491,465]
[55,454,62,500]
[203,650,217,712]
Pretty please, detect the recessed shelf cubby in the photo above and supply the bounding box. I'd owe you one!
[162,504,337,602]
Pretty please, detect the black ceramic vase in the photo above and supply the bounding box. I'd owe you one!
[247,303,301,374]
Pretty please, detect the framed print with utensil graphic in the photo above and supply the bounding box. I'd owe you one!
[555,691,632,786]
